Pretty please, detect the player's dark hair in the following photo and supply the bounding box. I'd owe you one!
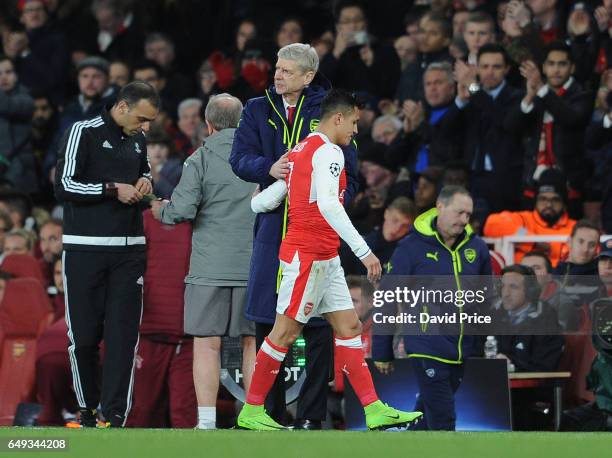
[320,89,363,120]
[116,81,161,109]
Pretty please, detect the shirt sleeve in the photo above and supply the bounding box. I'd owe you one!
[251,179,287,213]
[312,144,371,259]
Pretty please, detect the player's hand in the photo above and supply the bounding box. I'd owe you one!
[374,361,394,375]
[269,152,290,180]
[361,252,382,284]
[116,183,143,205]
[134,177,153,195]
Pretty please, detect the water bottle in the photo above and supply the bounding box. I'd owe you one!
[484,336,498,359]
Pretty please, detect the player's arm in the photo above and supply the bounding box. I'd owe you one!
[251,179,288,213]
[313,145,370,258]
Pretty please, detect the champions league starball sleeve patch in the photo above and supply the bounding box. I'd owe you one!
[329,162,341,177]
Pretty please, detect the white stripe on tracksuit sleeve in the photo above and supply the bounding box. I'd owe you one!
[313,144,371,260]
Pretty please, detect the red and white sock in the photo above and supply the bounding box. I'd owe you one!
[245,337,288,406]
[335,335,379,407]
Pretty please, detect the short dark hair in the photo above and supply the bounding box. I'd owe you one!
[501,264,541,304]
[477,43,509,66]
[571,219,600,238]
[0,54,13,67]
[545,40,573,64]
[437,185,471,205]
[522,251,553,274]
[387,196,417,219]
[132,59,164,79]
[320,89,362,120]
[422,12,452,40]
[466,11,495,31]
[116,81,160,109]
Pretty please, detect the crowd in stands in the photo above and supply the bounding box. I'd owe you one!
[0,0,611,430]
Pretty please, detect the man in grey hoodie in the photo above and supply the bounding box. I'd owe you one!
[151,93,256,429]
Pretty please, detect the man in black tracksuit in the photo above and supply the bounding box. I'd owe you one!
[54,81,159,427]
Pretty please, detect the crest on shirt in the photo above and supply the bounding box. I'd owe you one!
[135,142,142,154]
[426,368,436,378]
[464,248,476,263]
[304,302,314,316]
[329,162,341,177]
[309,119,319,132]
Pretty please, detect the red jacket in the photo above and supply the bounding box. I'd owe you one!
[140,210,192,339]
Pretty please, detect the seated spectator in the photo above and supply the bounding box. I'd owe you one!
[45,56,117,182]
[341,196,416,275]
[90,0,144,63]
[396,11,452,104]
[0,55,37,194]
[133,59,181,123]
[508,41,592,218]
[196,61,219,108]
[386,62,462,174]
[527,0,563,43]
[371,114,402,146]
[35,256,77,426]
[414,166,443,215]
[0,210,14,254]
[454,43,524,213]
[483,168,576,266]
[319,1,401,99]
[146,128,182,199]
[597,239,612,296]
[174,98,203,158]
[144,32,194,106]
[463,11,496,65]
[452,9,470,39]
[393,35,418,71]
[492,264,564,372]
[521,250,575,330]
[30,92,57,193]
[37,219,62,287]
[0,192,32,229]
[109,59,130,88]
[3,228,34,257]
[275,17,304,50]
[8,1,69,106]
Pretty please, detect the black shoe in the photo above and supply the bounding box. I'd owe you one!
[293,419,322,430]
[79,409,98,428]
[109,414,125,428]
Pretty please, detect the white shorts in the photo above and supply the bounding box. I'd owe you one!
[276,253,354,324]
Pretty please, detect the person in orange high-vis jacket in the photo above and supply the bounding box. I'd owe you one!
[484,169,576,267]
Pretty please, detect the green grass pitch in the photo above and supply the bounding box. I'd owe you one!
[1,428,611,458]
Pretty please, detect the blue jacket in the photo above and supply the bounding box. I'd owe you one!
[372,208,492,364]
[230,84,359,323]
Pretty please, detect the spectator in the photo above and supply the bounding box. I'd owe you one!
[527,0,563,43]
[371,114,402,145]
[38,218,62,285]
[35,256,78,426]
[8,0,69,106]
[133,59,182,123]
[109,60,130,88]
[196,61,219,108]
[319,1,401,99]
[396,11,453,104]
[452,9,470,38]
[509,41,592,218]
[341,196,416,275]
[175,98,203,158]
[394,35,418,71]
[483,168,576,266]
[598,239,612,296]
[152,94,255,430]
[91,0,144,63]
[0,55,37,194]
[386,62,462,173]
[454,43,524,213]
[45,56,117,181]
[31,92,57,167]
[0,210,14,254]
[275,17,304,49]
[414,166,444,214]
[3,228,34,256]
[520,250,576,330]
[0,192,31,229]
[146,127,182,199]
[144,33,194,101]
[463,11,496,65]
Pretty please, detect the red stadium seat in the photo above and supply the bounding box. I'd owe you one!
[0,278,54,425]
[1,254,46,285]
